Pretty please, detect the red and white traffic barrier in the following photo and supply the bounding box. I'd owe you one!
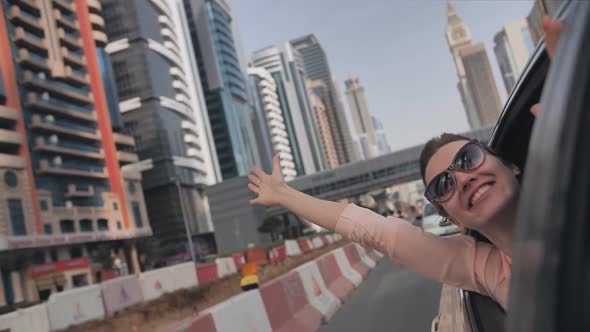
[260,271,323,331]
[215,257,238,278]
[312,236,324,249]
[342,244,370,276]
[285,239,303,257]
[354,244,377,269]
[295,261,341,321]
[196,262,219,285]
[315,252,356,300]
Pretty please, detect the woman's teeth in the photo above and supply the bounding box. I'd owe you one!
[471,184,491,206]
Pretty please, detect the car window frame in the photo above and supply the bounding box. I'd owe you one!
[507,1,590,331]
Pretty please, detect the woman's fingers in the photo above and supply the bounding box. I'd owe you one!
[542,16,563,60]
[249,198,259,205]
[530,103,540,117]
[251,167,267,179]
[247,183,260,194]
[248,174,260,185]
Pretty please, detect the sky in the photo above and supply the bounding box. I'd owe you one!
[232,0,534,151]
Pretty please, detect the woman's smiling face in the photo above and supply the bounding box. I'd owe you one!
[424,140,520,230]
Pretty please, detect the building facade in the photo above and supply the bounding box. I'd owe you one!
[344,77,379,160]
[248,67,296,180]
[494,18,535,93]
[251,43,326,176]
[446,2,502,128]
[307,80,339,169]
[291,34,355,165]
[0,0,151,306]
[183,0,259,180]
[101,0,219,252]
[372,115,391,155]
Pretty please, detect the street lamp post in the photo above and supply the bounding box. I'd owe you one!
[172,178,197,264]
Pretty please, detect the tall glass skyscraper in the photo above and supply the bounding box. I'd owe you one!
[101,0,219,253]
[291,34,355,165]
[183,0,259,180]
[251,43,326,175]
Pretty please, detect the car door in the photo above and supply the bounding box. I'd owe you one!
[507,1,590,331]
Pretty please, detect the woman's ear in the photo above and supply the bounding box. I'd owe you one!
[510,163,521,176]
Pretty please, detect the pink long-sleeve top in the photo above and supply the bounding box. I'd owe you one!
[335,204,512,310]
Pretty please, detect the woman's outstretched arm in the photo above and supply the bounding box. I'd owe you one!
[248,154,347,231]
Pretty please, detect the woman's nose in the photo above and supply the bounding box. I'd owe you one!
[453,171,477,192]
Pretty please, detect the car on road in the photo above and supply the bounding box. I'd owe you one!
[421,203,460,237]
[432,1,590,331]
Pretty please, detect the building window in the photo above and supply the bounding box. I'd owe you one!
[128,182,136,194]
[40,200,49,211]
[60,219,75,233]
[131,201,143,228]
[97,219,108,232]
[79,219,93,232]
[4,171,18,188]
[113,202,118,210]
[8,199,26,235]
[50,249,58,262]
[32,251,45,264]
[69,247,83,258]
[116,221,122,230]
[43,224,52,234]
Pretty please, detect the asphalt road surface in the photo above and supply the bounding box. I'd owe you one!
[319,259,442,332]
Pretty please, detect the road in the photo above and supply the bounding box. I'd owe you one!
[319,259,442,332]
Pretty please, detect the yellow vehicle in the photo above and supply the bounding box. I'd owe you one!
[240,262,259,291]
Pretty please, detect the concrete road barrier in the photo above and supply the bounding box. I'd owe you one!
[260,271,323,332]
[0,303,50,332]
[47,284,105,331]
[343,244,370,276]
[101,275,144,318]
[285,239,302,256]
[354,244,377,269]
[315,253,355,300]
[215,257,238,278]
[207,290,272,332]
[295,261,341,321]
[139,266,177,302]
[333,249,363,287]
[298,239,312,253]
[196,263,219,285]
[312,237,324,249]
[172,262,199,290]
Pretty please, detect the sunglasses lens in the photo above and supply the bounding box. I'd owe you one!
[428,172,455,202]
[456,144,485,171]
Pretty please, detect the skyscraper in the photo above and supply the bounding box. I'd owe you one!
[251,43,326,175]
[0,0,150,305]
[446,2,502,128]
[291,34,355,164]
[183,0,259,180]
[494,18,535,93]
[344,77,379,159]
[372,116,391,155]
[307,80,339,169]
[101,0,219,252]
[248,67,297,180]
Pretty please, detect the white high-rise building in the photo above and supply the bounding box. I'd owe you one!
[247,67,297,180]
[344,77,379,159]
[494,18,535,93]
[251,44,327,176]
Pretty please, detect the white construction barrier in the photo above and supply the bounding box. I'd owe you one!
[206,289,272,332]
[295,261,341,321]
[312,237,324,249]
[354,244,376,268]
[139,266,177,301]
[47,284,105,331]
[333,249,362,286]
[215,257,238,278]
[326,234,335,244]
[285,239,302,257]
[172,262,199,290]
[101,275,144,318]
[307,239,314,250]
[333,234,343,241]
[0,303,50,332]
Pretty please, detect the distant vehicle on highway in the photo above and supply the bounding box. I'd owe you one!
[421,203,460,237]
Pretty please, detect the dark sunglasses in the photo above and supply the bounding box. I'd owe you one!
[425,140,487,203]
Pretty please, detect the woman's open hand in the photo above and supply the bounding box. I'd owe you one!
[530,16,563,117]
[248,154,286,206]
